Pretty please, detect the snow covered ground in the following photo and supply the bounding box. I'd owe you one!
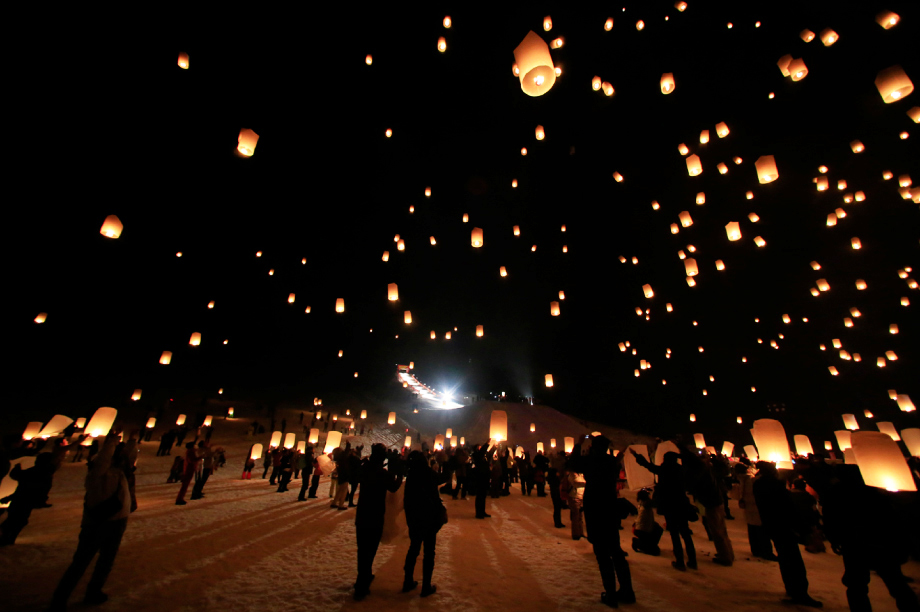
[1,408,918,612]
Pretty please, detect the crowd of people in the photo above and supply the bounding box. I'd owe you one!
[1,420,919,611]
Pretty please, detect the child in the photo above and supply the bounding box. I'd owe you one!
[167,456,184,483]
[632,488,663,555]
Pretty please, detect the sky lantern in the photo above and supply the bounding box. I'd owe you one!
[751,418,793,468]
[602,82,614,96]
[684,258,699,276]
[564,437,575,453]
[387,412,396,425]
[463,213,469,223]
[237,129,259,157]
[817,176,829,191]
[715,259,725,270]
[678,143,689,155]
[850,140,865,153]
[403,311,412,324]
[430,331,436,339]
[335,298,345,313]
[513,225,521,236]
[550,301,561,316]
[545,374,554,387]
[513,31,556,97]
[794,435,814,456]
[130,389,142,402]
[437,37,447,52]
[177,52,189,69]
[788,58,808,81]
[777,55,791,76]
[852,432,916,491]
[386,128,393,138]
[890,324,899,334]
[445,331,451,340]
[909,107,919,122]
[365,54,373,65]
[725,222,741,241]
[819,28,838,46]
[876,11,900,28]
[717,163,728,174]
[159,351,172,365]
[207,300,215,309]
[642,284,654,298]
[287,293,296,304]
[476,325,484,337]
[748,212,759,222]
[679,211,693,227]
[826,214,838,227]
[695,192,706,205]
[800,29,815,42]
[828,366,839,376]
[885,351,898,361]
[338,350,343,357]
[99,215,123,238]
[189,332,201,346]
[85,407,117,438]
[877,422,900,441]
[613,171,624,182]
[175,414,186,426]
[842,414,859,430]
[686,154,702,176]
[897,395,915,412]
[851,237,862,250]
[535,125,545,140]
[430,236,437,245]
[33,312,48,324]
[903,429,920,457]
[693,433,706,449]
[543,15,552,30]
[875,65,914,103]
[699,130,710,144]
[500,266,508,277]
[282,432,296,449]
[592,76,602,91]
[490,410,508,441]
[471,227,483,247]
[670,223,679,234]
[660,73,675,94]
[388,283,398,301]
[324,431,342,454]
[715,122,729,138]
[636,21,644,31]
[755,156,778,183]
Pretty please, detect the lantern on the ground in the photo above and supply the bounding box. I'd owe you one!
[513,31,556,97]
[100,215,123,238]
[237,129,259,157]
[490,410,508,441]
[852,432,916,491]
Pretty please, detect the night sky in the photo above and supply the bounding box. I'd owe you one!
[9,2,918,447]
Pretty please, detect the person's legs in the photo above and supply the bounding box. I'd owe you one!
[475,491,487,517]
[592,540,617,600]
[355,525,383,596]
[49,523,105,608]
[707,505,734,565]
[85,519,128,598]
[680,522,696,566]
[176,477,192,503]
[665,513,686,566]
[773,531,809,598]
[308,474,320,497]
[422,532,437,589]
[875,561,920,612]
[298,477,310,500]
[841,551,872,612]
[403,535,423,584]
[553,501,564,527]
[612,540,634,596]
[0,507,32,545]
[334,480,348,508]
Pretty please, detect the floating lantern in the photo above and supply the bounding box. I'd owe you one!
[842,414,859,430]
[684,258,698,276]
[281,432,296,449]
[499,266,508,277]
[852,432,916,491]
[725,222,741,241]
[550,301,560,316]
[535,125,545,140]
[788,58,808,81]
[686,154,702,176]
[513,31,556,96]
[437,37,446,52]
[754,236,766,247]
[324,431,343,454]
[828,366,839,376]
[175,413,187,426]
[909,107,920,122]
[715,122,729,138]
[755,156,778,183]
[885,351,898,361]
[851,237,862,250]
[564,437,575,453]
[751,418,793,468]
[897,395,915,412]
[717,163,728,174]
[660,73,675,94]
[490,410,508,441]
[177,52,189,69]
[99,215,123,239]
[819,28,838,46]
[592,76,602,91]
[679,211,693,227]
[715,260,725,271]
[366,54,373,65]
[445,332,451,340]
[800,29,815,42]
[237,129,259,157]
[159,351,172,365]
[471,227,483,247]
[678,143,689,155]
[474,324,484,337]
[513,225,520,236]
[827,214,838,227]
[850,140,865,153]
[903,429,920,456]
[613,171,624,182]
[387,283,398,301]
[794,435,814,456]
[748,212,759,222]
[203,415,213,427]
[386,128,393,138]
[602,82,614,96]
[387,412,396,425]
[875,65,914,103]
[85,407,118,438]
[693,433,706,449]
[777,55,793,77]
[877,422,900,441]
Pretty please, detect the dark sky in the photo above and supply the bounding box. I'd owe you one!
[8,2,918,446]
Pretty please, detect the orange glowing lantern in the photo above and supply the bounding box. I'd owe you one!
[755,156,778,183]
[660,73,675,94]
[875,65,914,103]
[471,227,483,247]
[545,374,554,387]
[851,432,916,491]
[237,129,259,157]
[513,31,556,97]
[100,215,123,239]
[686,154,702,176]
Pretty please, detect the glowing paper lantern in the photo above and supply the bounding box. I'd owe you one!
[336,298,345,313]
[751,419,793,468]
[715,259,725,271]
[679,211,693,227]
[324,431,342,454]
[699,130,710,144]
[471,227,483,247]
[684,258,698,277]
[437,37,446,52]
[564,437,575,453]
[403,311,412,324]
[875,422,900,441]
[897,395,915,412]
[875,65,913,103]
[789,58,808,81]
[387,412,396,425]
[387,283,399,301]
[685,155,702,176]
[490,410,508,441]
[819,28,838,46]
[545,374,554,387]
[800,29,815,42]
[159,351,172,365]
[177,52,189,69]
[902,429,920,457]
[693,433,706,449]
[85,407,117,438]
[535,125,545,140]
[755,156,778,183]
[794,435,814,456]
[602,82,614,96]
[660,73,675,94]
[513,31,556,97]
[75,417,86,429]
[187,332,201,347]
[100,215,123,238]
[237,129,259,157]
[852,432,916,491]
[550,301,560,316]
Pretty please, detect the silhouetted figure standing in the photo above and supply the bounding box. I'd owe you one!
[0,454,55,545]
[402,451,445,597]
[48,433,132,609]
[823,465,918,612]
[175,442,199,505]
[472,443,493,518]
[353,444,403,601]
[547,467,566,528]
[632,448,697,571]
[576,436,635,608]
[753,462,822,608]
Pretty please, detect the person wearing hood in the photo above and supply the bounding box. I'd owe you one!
[401,451,446,597]
[353,444,403,601]
[47,432,133,610]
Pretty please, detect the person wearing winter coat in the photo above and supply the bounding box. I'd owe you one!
[732,462,776,559]
[0,454,55,545]
[167,456,184,483]
[261,451,272,479]
[175,442,199,505]
[191,441,213,499]
[47,432,132,610]
[347,447,362,507]
[294,450,308,480]
[353,444,404,601]
[546,467,565,528]
[451,447,469,500]
[631,447,697,571]
[268,447,282,485]
[753,462,822,608]
[576,436,635,608]
[297,447,316,500]
[561,462,586,540]
[303,458,322,499]
[401,451,445,597]
[533,451,549,497]
[472,443,493,518]
[242,453,256,480]
[631,488,663,556]
[276,448,294,492]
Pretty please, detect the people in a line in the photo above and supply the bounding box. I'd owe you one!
[402,451,445,597]
[47,432,133,610]
[353,444,403,601]
[753,462,823,608]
